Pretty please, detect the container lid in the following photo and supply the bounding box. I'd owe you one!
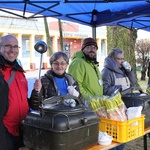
[41,95,86,115]
[43,104,86,115]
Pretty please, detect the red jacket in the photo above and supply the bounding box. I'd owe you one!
[1,66,29,136]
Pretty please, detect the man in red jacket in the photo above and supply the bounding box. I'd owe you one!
[0,34,29,150]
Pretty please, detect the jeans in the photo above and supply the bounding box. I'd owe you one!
[110,144,125,150]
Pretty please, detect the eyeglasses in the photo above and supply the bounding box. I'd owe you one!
[115,57,124,61]
[52,62,68,67]
[85,45,97,50]
[2,44,20,50]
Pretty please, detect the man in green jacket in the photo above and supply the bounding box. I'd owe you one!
[68,37,103,101]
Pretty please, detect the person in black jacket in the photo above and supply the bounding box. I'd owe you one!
[29,52,83,110]
[0,72,9,150]
[0,34,30,150]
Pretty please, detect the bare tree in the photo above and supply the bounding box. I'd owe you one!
[107,26,137,81]
[44,17,52,55]
[58,19,63,51]
[135,39,150,80]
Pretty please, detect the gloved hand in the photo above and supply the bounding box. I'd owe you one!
[29,99,40,110]
[122,61,131,71]
[67,86,79,97]
[29,91,41,110]
[64,99,76,108]
[121,85,130,91]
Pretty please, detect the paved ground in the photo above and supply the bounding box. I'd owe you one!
[125,135,150,150]
[25,69,48,79]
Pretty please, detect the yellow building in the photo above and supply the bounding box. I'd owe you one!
[0,16,107,71]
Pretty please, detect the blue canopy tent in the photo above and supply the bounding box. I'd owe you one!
[0,0,150,38]
[108,16,150,32]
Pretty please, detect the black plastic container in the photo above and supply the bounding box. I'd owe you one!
[122,87,150,128]
[23,95,99,150]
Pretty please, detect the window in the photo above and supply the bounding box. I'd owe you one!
[22,36,30,58]
[35,36,42,57]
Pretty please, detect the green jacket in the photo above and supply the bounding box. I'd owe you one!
[68,51,103,100]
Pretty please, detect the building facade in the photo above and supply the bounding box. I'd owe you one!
[0,16,107,71]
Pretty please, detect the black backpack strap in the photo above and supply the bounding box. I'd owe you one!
[7,70,16,87]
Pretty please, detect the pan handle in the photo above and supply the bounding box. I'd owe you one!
[42,95,82,105]
[51,112,70,130]
[121,86,143,96]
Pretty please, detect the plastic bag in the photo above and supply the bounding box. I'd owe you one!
[126,106,143,125]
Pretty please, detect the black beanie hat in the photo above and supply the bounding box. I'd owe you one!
[81,37,98,50]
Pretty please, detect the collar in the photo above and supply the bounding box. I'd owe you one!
[52,70,66,78]
[0,55,24,72]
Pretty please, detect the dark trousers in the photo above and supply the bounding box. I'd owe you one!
[0,124,7,150]
[4,127,24,150]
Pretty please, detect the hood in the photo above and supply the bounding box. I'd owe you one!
[71,51,99,64]
[0,55,24,72]
[44,70,53,78]
[71,51,85,60]
[103,57,123,74]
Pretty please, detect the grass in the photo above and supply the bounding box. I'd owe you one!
[136,71,148,92]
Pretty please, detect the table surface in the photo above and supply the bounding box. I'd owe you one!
[86,127,150,150]
[21,127,150,150]
[86,141,121,150]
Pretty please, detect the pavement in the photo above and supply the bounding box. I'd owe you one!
[25,69,48,79]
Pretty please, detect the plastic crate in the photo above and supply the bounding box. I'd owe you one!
[99,115,145,143]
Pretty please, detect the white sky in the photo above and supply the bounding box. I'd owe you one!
[1,10,150,40]
[137,30,150,40]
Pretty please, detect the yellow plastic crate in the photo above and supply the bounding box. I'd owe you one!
[99,115,145,143]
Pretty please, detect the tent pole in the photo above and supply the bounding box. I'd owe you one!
[92,26,96,40]
[91,9,97,40]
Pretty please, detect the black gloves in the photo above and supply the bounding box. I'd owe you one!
[29,90,41,110]
[29,99,40,110]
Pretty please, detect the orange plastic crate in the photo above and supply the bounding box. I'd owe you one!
[99,115,145,143]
